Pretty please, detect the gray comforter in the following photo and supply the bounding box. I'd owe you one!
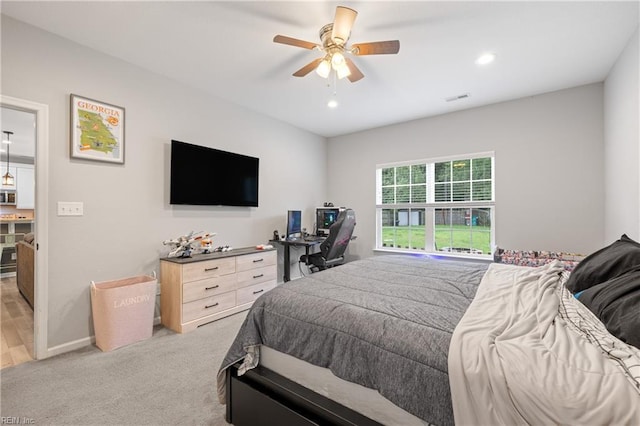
[217,254,489,425]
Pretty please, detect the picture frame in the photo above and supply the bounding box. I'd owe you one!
[70,94,125,164]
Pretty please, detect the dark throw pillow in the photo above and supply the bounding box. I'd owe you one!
[577,267,640,350]
[565,234,640,294]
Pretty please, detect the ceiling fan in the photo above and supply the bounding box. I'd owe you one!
[273,6,400,83]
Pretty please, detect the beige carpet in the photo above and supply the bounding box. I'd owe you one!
[0,311,248,425]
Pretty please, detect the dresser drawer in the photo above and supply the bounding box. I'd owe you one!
[182,291,236,323]
[182,257,235,283]
[237,265,277,287]
[183,274,237,303]
[236,251,276,272]
[237,281,276,305]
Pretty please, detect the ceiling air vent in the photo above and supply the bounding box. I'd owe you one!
[445,93,470,102]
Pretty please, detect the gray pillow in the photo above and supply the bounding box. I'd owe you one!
[577,267,640,349]
[565,234,640,294]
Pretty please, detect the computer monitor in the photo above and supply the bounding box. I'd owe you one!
[286,210,302,239]
[315,207,340,236]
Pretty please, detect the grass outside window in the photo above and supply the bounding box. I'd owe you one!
[382,225,491,254]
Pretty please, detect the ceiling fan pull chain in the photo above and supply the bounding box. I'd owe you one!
[327,72,339,108]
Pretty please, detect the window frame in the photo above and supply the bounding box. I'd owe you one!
[375,152,495,259]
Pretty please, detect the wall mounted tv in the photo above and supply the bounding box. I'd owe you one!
[170,140,259,207]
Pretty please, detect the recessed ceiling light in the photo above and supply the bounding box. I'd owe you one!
[475,53,496,65]
[327,99,338,108]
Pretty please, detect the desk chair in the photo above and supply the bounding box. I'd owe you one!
[300,209,356,272]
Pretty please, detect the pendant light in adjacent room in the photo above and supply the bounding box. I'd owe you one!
[2,131,14,186]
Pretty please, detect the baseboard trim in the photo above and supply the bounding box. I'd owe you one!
[44,316,162,358]
[46,335,95,358]
[40,316,160,359]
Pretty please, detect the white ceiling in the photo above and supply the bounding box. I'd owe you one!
[1,1,639,138]
[1,107,36,160]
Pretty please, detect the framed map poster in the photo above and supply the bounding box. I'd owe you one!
[70,94,125,164]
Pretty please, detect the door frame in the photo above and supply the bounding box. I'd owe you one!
[1,94,49,360]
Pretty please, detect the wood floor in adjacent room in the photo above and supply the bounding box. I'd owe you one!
[1,275,34,369]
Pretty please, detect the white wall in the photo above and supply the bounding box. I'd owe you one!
[604,27,640,242]
[1,16,327,349]
[3,12,635,354]
[327,84,605,260]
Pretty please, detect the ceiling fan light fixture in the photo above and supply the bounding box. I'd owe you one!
[327,98,339,108]
[316,58,331,78]
[336,63,351,79]
[331,51,346,69]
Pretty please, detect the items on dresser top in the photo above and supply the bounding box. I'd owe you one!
[160,246,276,333]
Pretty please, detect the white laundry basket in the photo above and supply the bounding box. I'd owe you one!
[90,274,157,351]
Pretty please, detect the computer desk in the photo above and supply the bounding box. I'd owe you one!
[269,237,324,282]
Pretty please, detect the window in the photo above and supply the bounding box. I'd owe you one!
[376,153,494,257]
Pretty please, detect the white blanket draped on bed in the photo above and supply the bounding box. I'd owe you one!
[449,261,640,425]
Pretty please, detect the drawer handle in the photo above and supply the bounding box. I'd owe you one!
[205,285,220,291]
[204,266,219,272]
[253,274,264,279]
[205,302,219,309]
[253,289,264,295]
[253,258,264,263]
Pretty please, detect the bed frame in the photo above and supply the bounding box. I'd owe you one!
[225,362,382,426]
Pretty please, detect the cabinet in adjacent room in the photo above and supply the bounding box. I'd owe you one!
[0,164,34,208]
[160,247,277,333]
[16,166,34,209]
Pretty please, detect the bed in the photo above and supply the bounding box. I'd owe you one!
[217,237,640,425]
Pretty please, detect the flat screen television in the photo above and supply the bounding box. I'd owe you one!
[170,140,259,207]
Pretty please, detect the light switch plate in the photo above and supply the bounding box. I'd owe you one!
[57,201,84,216]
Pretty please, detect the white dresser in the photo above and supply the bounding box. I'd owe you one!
[160,247,276,333]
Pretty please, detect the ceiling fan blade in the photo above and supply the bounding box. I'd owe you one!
[293,58,324,77]
[331,6,357,44]
[351,40,400,55]
[345,58,364,83]
[273,35,319,50]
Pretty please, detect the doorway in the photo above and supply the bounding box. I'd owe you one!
[0,95,50,363]
[0,106,36,367]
